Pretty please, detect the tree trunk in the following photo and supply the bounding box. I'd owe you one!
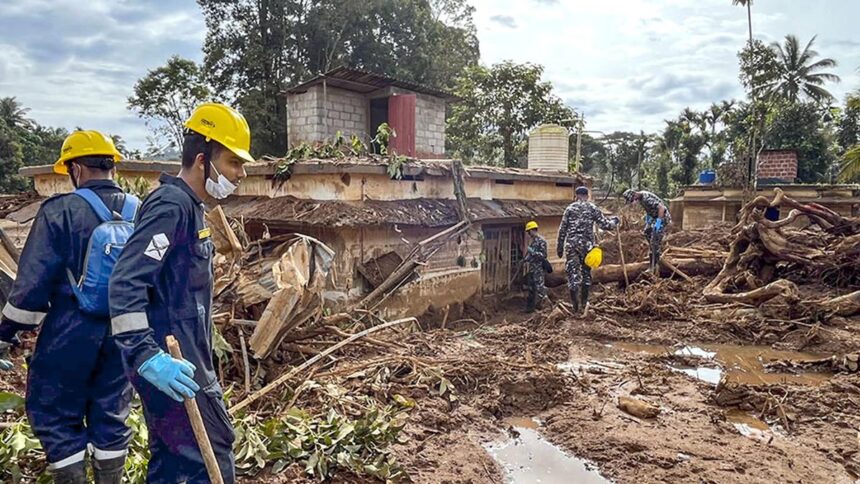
[545,258,722,287]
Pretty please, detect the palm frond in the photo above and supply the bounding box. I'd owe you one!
[803,84,835,104]
[807,72,841,84]
[806,58,838,72]
[839,145,860,182]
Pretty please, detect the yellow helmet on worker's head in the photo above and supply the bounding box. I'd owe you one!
[53,130,122,175]
[525,221,539,232]
[184,103,255,164]
[585,246,603,269]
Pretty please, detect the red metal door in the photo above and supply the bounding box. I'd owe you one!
[388,94,416,157]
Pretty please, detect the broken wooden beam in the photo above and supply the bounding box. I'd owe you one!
[229,317,418,415]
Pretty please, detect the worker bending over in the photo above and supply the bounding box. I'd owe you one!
[623,189,671,273]
[557,187,619,314]
[109,103,253,483]
[523,221,548,312]
[0,131,137,483]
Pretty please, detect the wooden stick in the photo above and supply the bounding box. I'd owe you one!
[228,317,417,415]
[165,336,224,484]
[441,305,451,330]
[616,229,630,288]
[660,258,694,283]
[239,333,251,394]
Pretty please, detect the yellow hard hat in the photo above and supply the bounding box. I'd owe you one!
[525,221,539,231]
[585,246,603,269]
[53,130,122,175]
[184,103,255,164]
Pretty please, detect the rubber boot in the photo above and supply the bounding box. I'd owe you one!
[50,461,87,484]
[581,284,591,317]
[569,286,580,314]
[93,456,125,484]
[525,287,536,313]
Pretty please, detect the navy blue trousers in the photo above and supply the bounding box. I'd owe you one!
[132,377,235,483]
[26,304,132,466]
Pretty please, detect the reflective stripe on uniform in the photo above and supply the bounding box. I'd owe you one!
[111,312,149,334]
[91,445,128,461]
[2,302,46,326]
[48,449,87,470]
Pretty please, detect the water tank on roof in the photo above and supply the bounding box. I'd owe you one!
[528,124,569,172]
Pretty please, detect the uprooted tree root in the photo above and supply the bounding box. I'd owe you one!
[704,189,860,315]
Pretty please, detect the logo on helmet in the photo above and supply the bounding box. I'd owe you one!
[201,118,216,128]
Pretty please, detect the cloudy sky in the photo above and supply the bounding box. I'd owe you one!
[1,0,858,151]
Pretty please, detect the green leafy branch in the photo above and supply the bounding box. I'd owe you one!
[273,123,412,186]
[233,403,409,482]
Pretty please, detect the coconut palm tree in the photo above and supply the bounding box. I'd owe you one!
[0,97,32,129]
[768,35,840,104]
[731,0,753,48]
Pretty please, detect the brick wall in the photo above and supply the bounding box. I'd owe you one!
[757,150,798,182]
[288,85,447,158]
[415,94,446,157]
[288,85,368,145]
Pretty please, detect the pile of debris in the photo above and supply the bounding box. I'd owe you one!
[704,189,860,314]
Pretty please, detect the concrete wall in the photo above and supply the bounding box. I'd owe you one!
[287,85,369,145]
[33,170,163,197]
[237,171,575,202]
[678,185,860,229]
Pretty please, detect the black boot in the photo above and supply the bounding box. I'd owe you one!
[525,288,536,313]
[93,456,125,484]
[581,284,590,315]
[50,461,87,484]
[569,286,580,313]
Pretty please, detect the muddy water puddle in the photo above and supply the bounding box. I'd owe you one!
[611,342,833,386]
[488,418,609,483]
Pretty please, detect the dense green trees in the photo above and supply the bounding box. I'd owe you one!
[446,61,573,167]
[0,97,68,192]
[192,0,480,157]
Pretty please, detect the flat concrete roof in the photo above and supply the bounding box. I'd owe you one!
[20,158,589,185]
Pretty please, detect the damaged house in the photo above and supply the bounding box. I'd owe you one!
[19,158,588,319]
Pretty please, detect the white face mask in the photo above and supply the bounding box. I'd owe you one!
[205,163,238,199]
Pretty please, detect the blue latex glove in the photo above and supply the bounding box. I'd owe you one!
[610,216,621,228]
[654,218,664,232]
[644,214,654,226]
[138,351,200,402]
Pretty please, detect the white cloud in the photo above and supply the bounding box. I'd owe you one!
[471,0,859,134]
[1,0,857,154]
[0,0,204,152]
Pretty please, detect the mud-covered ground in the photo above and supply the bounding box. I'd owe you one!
[235,272,860,483]
[4,281,858,483]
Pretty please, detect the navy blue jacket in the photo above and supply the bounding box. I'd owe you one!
[0,180,125,337]
[109,174,216,389]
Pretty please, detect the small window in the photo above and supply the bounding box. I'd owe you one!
[495,179,514,185]
[555,182,574,187]
[400,174,424,181]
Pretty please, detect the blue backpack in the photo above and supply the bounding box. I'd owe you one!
[66,188,140,317]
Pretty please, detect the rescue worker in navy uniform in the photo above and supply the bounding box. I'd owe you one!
[108,103,252,483]
[0,131,133,483]
[623,189,671,273]
[557,186,619,314]
[523,221,548,312]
